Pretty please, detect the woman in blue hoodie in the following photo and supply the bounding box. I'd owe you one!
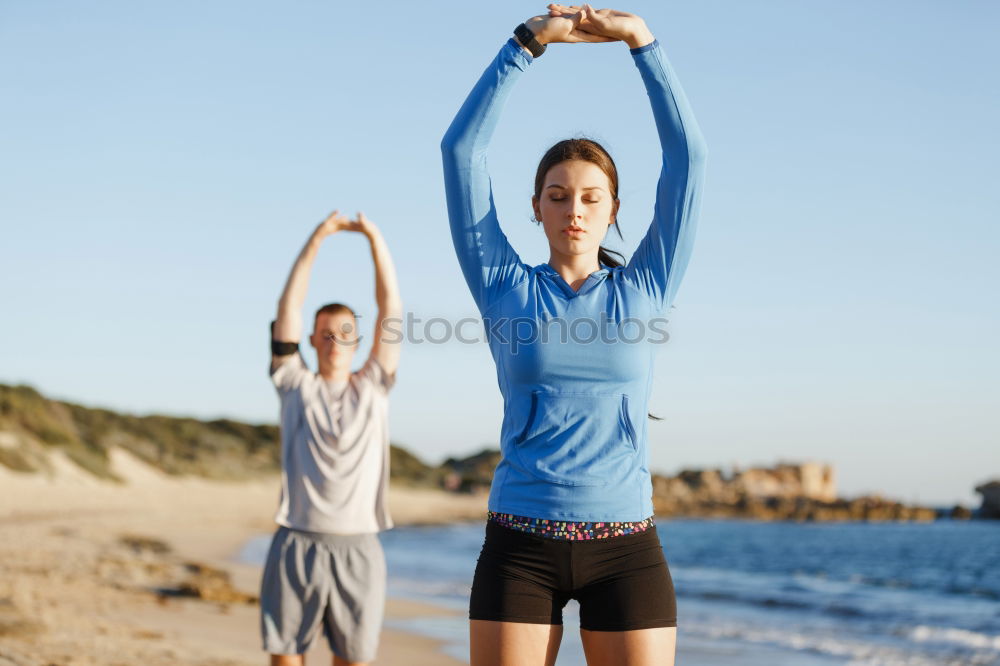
[441,5,707,665]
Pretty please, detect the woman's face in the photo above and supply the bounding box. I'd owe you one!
[533,159,619,263]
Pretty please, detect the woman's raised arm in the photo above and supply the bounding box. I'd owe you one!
[440,39,530,313]
[628,34,708,311]
[440,10,613,313]
[556,5,708,311]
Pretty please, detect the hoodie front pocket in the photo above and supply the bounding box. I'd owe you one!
[512,391,638,487]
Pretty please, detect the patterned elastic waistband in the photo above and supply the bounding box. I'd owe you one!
[487,511,655,541]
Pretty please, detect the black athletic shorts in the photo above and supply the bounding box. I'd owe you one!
[469,520,677,631]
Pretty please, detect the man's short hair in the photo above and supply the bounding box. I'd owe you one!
[314,303,356,328]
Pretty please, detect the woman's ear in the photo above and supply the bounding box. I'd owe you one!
[531,195,542,223]
[611,198,621,226]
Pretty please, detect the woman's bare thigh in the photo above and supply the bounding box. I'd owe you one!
[580,627,676,666]
[470,619,564,666]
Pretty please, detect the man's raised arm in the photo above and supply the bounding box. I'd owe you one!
[272,210,353,369]
[356,212,402,380]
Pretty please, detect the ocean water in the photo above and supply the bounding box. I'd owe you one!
[241,520,1000,665]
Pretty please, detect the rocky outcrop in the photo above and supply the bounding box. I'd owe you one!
[740,462,837,502]
[975,480,1000,519]
[652,463,935,522]
[655,462,836,508]
[439,448,503,494]
[433,452,934,522]
[949,505,973,520]
[95,534,257,605]
[652,489,936,522]
[174,562,257,604]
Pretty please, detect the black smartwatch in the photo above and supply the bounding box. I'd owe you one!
[514,23,546,58]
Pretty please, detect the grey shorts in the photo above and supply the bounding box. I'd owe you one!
[260,526,386,661]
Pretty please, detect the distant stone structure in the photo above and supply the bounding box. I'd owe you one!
[653,462,836,508]
[975,480,1000,519]
[652,462,934,522]
[737,462,837,502]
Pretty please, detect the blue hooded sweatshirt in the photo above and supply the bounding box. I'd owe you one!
[441,38,707,522]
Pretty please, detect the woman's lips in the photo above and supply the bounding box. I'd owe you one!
[563,227,585,238]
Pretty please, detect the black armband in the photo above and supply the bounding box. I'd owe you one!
[271,339,299,357]
[269,320,299,356]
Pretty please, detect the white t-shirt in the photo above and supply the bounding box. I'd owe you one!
[270,353,395,534]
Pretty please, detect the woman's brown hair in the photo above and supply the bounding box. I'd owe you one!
[534,140,663,420]
[533,138,626,268]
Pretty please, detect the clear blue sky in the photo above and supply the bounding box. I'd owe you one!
[2,1,997,506]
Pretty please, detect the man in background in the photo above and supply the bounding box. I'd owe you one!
[262,209,402,666]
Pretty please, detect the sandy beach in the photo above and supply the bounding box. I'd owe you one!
[6,450,998,666]
[0,448,487,665]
